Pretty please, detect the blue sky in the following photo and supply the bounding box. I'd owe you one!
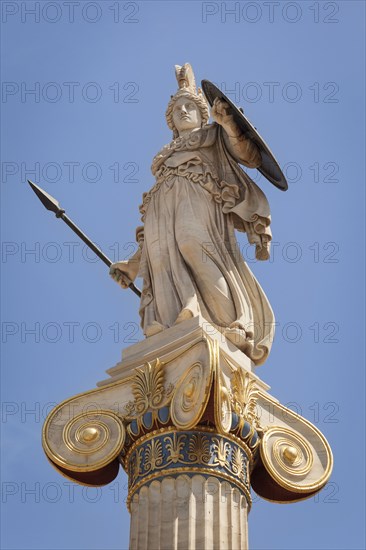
[1,1,365,549]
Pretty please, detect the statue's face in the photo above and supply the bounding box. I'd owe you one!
[172,96,202,134]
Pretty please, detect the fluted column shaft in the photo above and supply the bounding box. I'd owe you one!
[129,474,248,550]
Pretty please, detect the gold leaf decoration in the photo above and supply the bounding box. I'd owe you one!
[188,433,210,464]
[232,447,246,481]
[231,370,259,425]
[164,433,186,464]
[46,411,125,474]
[212,437,231,467]
[144,438,163,473]
[130,359,165,415]
[170,362,210,429]
[130,447,144,483]
[218,377,232,433]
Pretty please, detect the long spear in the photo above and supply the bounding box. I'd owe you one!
[28,180,141,298]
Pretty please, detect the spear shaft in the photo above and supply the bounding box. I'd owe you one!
[61,212,112,267]
[28,180,141,298]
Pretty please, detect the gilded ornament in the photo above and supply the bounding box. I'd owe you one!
[171,361,212,429]
[124,358,175,424]
[231,447,246,481]
[130,447,144,484]
[188,433,210,464]
[164,433,186,463]
[132,359,165,413]
[43,410,125,474]
[215,377,232,433]
[272,437,310,475]
[260,427,329,492]
[184,381,195,399]
[123,427,253,509]
[78,426,101,444]
[282,445,299,465]
[212,437,231,467]
[144,438,163,472]
[231,369,259,425]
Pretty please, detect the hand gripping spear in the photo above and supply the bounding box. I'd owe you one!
[28,180,141,298]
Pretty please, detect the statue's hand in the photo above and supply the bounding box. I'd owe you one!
[211,97,235,127]
[109,261,136,289]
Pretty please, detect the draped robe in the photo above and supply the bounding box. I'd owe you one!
[137,123,274,366]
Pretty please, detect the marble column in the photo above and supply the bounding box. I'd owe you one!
[129,475,248,550]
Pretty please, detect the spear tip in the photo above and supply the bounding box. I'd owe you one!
[28,180,63,215]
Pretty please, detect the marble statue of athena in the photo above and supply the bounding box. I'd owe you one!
[110,63,274,366]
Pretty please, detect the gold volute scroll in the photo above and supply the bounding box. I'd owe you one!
[252,422,333,502]
[43,409,125,475]
[170,361,213,429]
[214,371,232,434]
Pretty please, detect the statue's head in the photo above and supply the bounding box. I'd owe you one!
[166,64,209,138]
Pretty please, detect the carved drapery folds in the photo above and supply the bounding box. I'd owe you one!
[42,319,333,506]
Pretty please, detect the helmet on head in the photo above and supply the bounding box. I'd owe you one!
[165,63,210,138]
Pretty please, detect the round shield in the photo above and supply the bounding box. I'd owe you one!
[201,79,288,191]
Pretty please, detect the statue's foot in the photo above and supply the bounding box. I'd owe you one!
[224,326,254,355]
[145,321,166,337]
[174,308,194,325]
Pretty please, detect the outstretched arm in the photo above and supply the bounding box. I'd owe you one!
[211,97,261,168]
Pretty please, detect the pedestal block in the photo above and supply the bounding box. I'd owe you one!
[42,317,333,549]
